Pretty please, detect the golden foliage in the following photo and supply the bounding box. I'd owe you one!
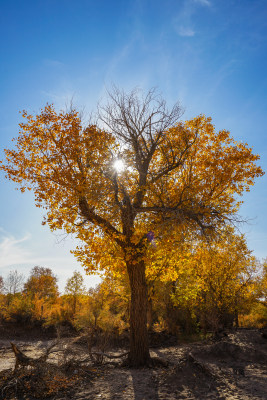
[0,107,263,277]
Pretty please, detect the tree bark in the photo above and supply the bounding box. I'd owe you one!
[127,258,150,367]
[147,297,153,331]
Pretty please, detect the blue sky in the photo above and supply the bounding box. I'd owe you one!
[0,0,267,291]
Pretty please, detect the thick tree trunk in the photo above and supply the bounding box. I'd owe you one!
[127,258,150,367]
[234,309,239,329]
[147,297,153,331]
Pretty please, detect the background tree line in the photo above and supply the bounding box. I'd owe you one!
[0,245,266,337]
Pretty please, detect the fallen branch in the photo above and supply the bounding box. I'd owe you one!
[10,341,58,370]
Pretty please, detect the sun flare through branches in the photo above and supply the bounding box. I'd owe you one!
[113,159,125,173]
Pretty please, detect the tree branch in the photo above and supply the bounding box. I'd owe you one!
[78,196,124,246]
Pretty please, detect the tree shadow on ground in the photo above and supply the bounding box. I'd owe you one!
[130,368,159,400]
[152,348,227,399]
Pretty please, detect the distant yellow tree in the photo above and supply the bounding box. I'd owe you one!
[64,271,86,316]
[0,88,263,365]
[24,266,59,301]
[260,259,267,305]
[23,266,59,321]
[192,229,258,331]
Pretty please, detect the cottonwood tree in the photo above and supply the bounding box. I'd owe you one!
[23,266,58,320]
[259,259,267,305]
[65,270,86,315]
[196,230,258,330]
[4,270,24,295]
[0,88,263,366]
[170,228,258,332]
[24,266,58,300]
[0,276,4,293]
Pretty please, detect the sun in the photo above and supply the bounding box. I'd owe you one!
[113,159,125,173]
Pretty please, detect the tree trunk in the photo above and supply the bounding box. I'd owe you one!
[127,258,150,367]
[73,295,77,315]
[234,308,239,329]
[147,297,153,331]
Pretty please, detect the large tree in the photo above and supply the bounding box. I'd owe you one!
[0,88,263,365]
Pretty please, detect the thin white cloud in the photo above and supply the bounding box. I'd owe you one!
[194,0,211,7]
[173,1,194,38]
[40,90,77,110]
[43,59,65,68]
[102,33,141,89]
[178,26,195,37]
[0,229,101,291]
[0,230,73,269]
[173,0,211,37]
[0,232,32,268]
[204,59,238,102]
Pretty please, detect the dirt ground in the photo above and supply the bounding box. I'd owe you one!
[0,329,266,399]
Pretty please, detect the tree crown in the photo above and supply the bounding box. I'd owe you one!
[0,89,264,273]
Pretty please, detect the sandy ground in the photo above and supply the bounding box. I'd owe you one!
[0,329,266,399]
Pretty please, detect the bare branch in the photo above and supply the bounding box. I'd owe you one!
[98,86,183,165]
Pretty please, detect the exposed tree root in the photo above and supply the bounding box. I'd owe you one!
[88,351,129,365]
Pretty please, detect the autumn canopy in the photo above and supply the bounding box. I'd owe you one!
[0,88,264,366]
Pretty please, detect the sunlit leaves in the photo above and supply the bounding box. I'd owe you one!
[0,103,264,280]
